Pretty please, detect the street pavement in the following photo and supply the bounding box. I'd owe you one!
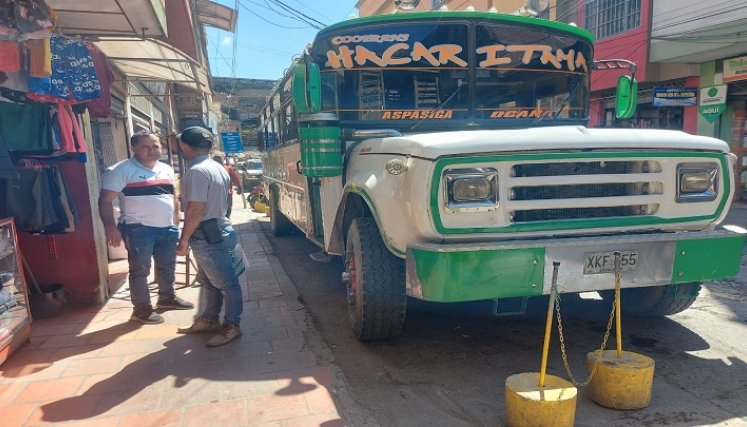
[0,205,356,426]
[2,198,747,426]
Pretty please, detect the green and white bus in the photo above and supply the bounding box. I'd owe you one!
[258,10,744,341]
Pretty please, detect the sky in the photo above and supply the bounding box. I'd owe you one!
[205,0,359,81]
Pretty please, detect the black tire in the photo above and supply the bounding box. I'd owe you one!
[344,217,406,341]
[603,282,701,316]
[269,189,295,236]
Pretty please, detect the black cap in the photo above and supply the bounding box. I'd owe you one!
[177,126,213,148]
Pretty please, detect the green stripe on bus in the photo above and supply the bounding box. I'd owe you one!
[299,127,341,139]
[300,127,342,177]
[410,246,545,302]
[429,151,730,234]
[672,236,745,283]
[317,11,594,44]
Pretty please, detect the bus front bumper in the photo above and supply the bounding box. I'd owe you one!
[405,230,745,303]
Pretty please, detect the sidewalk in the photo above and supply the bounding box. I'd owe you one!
[0,206,357,426]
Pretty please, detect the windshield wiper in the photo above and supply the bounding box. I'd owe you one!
[410,78,469,131]
[532,77,583,124]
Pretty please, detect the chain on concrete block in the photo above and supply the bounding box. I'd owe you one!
[555,253,623,387]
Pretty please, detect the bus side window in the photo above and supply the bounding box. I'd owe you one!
[285,103,298,143]
[321,72,337,112]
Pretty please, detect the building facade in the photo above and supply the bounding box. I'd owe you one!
[212,78,277,153]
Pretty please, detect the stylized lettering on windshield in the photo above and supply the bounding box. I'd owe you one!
[381,110,454,120]
[325,43,468,69]
[325,40,588,73]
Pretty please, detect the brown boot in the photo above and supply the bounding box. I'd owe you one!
[177,317,220,334]
[205,324,242,347]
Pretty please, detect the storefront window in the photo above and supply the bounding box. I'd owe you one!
[603,105,683,130]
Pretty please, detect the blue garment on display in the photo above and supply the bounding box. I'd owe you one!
[29,36,100,101]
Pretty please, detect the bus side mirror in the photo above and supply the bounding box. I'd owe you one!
[307,63,321,113]
[291,63,321,114]
[615,75,638,119]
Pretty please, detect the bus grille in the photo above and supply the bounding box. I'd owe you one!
[507,160,661,223]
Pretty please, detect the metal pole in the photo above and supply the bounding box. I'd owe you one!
[614,251,623,358]
[124,83,135,153]
[235,154,247,209]
[539,261,561,388]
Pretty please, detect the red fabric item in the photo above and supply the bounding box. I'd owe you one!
[0,41,21,72]
[225,165,241,195]
[56,103,87,153]
[26,91,83,104]
[86,43,113,117]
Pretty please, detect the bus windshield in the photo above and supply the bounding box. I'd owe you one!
[311,19,591,128]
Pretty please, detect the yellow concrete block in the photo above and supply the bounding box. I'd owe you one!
[253,201,267,213]
[587,350,655,410]
[505,372,577,427]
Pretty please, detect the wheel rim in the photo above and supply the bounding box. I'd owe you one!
[345,251,358,306]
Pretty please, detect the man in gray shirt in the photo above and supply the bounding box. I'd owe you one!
[175,126,243,347]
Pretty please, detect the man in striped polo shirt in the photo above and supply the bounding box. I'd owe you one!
[99,130,193,324]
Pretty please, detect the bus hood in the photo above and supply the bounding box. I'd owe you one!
[354,126,730,159]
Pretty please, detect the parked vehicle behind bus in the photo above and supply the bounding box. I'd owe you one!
[258,10,745,341]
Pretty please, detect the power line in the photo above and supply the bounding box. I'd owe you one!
[231,0,239,79]
[652,1,746,35]
[206,31,234,72]
[235,0,313,29]
[285,0,333,24]
[266,0,326,29]
[261,0,301,21]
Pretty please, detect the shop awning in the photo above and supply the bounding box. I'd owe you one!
[94,38,211,95]
[195,0,237,32]
[48,0,168,37]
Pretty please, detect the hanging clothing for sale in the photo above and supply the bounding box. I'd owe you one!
[1,162,78,234]
[0,70,29,93]
[28,38,50,77]
[0,100,52,154]
[0,133,18,179]
[55,102,87,153]
[12,0,54,34]
[28,35,101,101]
[86,43,113,117]
[3,168,59,233]
[0,40,20,72]
[52,165,77,232]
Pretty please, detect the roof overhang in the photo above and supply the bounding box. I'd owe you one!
[95,38,211,95]
[48,0,168,37]
[195,0,238,32]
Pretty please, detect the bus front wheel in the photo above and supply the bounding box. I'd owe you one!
[344,218,406,341]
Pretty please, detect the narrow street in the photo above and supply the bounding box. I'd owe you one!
[261,205,747,427]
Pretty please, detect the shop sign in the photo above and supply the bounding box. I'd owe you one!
[652,87,697,107]
[724,55,747,83]
[698,85,727,123]
[221,132,243,153]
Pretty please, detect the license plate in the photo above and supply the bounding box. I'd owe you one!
[583,250,639,274]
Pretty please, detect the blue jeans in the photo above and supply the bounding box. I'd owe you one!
[190,225,243,326]
[120,224,179,308]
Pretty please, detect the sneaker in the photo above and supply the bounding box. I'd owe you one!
[130,306,165,324]
[205,324,242,347]
[156,295,194,310]
[177,317,221,334]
